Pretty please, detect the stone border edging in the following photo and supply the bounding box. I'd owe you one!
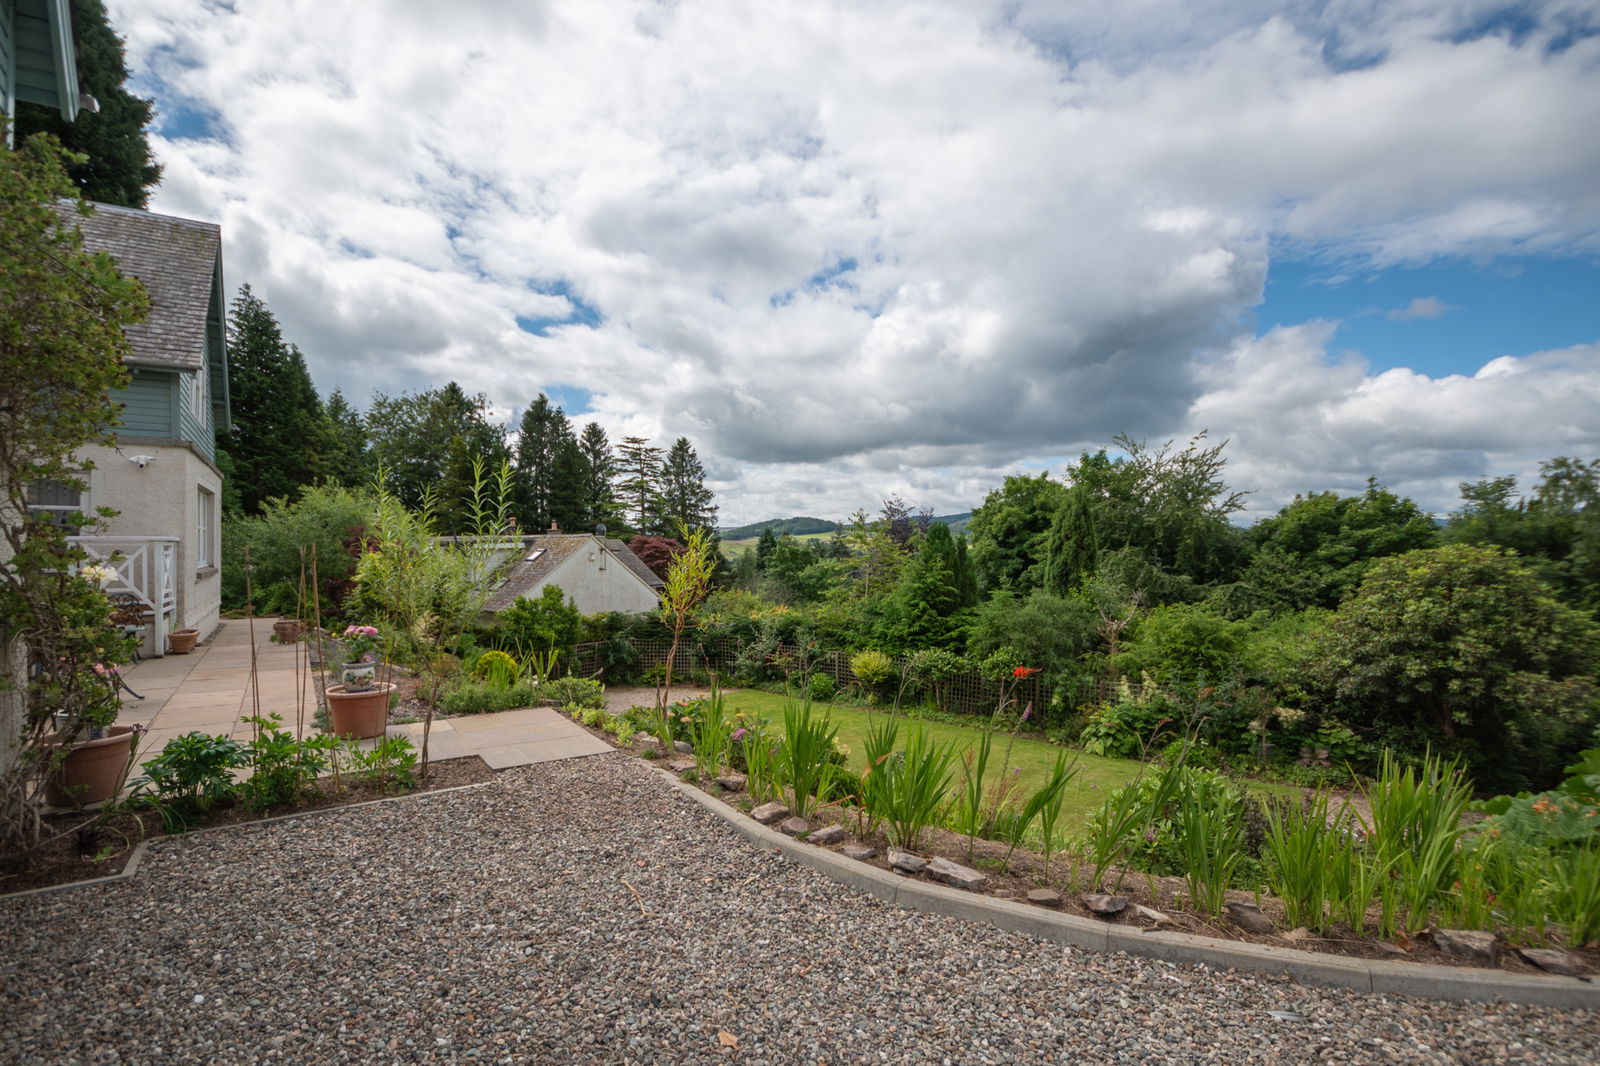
[1,779,502,903]
[655,768,1600,1010]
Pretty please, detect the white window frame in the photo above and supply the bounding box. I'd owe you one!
[197,487,215,569]
[26,479,86,529]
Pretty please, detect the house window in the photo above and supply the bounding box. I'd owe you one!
[197,487,215,569]
[25,479,85,530]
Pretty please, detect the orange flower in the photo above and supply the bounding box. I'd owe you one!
[1012,666,1041,678]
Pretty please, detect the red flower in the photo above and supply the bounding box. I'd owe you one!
[1013,666,1041,678]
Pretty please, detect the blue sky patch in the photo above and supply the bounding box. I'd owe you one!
[516,280,603,336]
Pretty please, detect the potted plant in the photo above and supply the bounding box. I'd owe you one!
[323,622,392,738]
[168,617,201,654]
[34,596,140,808]
[338,624,382,690]
[272,618,304,643]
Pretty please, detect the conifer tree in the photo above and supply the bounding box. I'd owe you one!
[616,436,664,534]
[224,286,334,514]
[324,388,370,488]
[658,437,718,534]
[514,394,581,531]
[576,422,620,531]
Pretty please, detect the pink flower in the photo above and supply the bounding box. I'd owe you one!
[731,728,747,741]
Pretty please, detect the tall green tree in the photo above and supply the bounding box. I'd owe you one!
[1443,459,1600,608]
[224,285,334,514]
[1310,544,1600,792]
[576,422,620,531]
[323,388,371,488]
[755,527,778,572]
[1040,483,1100,596]
[514,394,581,532]
[616,436,664,533]
[1236,479,1436,612]
[366,382,508,530]
[14,0,161,207]
[880,522,965,652]
[658,436,717,534]
[966,472,1067,594]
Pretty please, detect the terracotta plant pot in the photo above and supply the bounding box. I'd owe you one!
[168,628,201,654]
[272,619,304,643]
[325,682,394,739]
[42,725,138,807]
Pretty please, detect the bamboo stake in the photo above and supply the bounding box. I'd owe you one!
[242,545,261,726]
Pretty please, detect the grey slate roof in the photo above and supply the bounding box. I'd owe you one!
[483,534,665,614]
[69,202,221,370]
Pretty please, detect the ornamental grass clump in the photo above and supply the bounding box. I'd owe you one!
[878,723,959,851]
[775,698,839,818]
[1362,749,1471,933]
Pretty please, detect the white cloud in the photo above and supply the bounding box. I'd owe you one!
[1386,295,1455,320]
[107,0,1600,524]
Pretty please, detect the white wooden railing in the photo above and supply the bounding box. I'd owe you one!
[69,536,178,637]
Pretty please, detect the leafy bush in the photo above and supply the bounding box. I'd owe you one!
[498,585,582,662]
[129,732,248,831]
[440,679,537,715]
[806,671,836,702]
[540,676,606,711]
[849,649,895,692]
[775,700,840,817]
[220,484,374,614]
[240,715,329,809]
[348,735,417,791]
[471,649,521,685]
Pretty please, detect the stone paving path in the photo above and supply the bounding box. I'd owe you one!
[114,618,609,770]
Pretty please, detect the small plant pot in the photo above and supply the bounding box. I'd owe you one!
[41,725,138,807]
[341,661,377,691]
[168,628,201,654]
[272,620,304,643]
[325,683,394,739]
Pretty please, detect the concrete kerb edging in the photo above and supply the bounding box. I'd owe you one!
[654,768,1600,1010]
[1,779,503,903]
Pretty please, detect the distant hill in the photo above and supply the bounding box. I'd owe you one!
[719,516,842,540]
[930,512,973,537]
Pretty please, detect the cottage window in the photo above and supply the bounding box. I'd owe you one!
[197,487,215,568]
[25,479,85,530]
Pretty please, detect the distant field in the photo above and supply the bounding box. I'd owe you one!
[722,531,836,554]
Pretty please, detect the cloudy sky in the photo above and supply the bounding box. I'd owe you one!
[113,0,1600,525]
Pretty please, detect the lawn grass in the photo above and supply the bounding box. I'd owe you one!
[717,689,1295,834]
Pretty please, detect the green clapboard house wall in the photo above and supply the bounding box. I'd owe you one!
[2,0,80,122]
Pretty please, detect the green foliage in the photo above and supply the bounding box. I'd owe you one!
[576,422,622,531]
[848,649,895,691]
[348,735,418,791]
[13,0,161,207]
[1240,479,1436,612]
[1040,484,1100,595]
[1262,788,1344,934]
[365,383,509,531]
[220,483,374,613]
[965,590,1100,683]
[1116,603,1252,689]
[540,677,606,711]
[879,523,965,653]
[806,671,836,702]
[1362,750,1472,933]
[499,585,582,661]
[966,472,1067,594]
[616,436,665,533]
[240,715,329,809]
[0,134,149,851]
[775,700,840,818]
[875,722,959,850]
[1083,753,1192,891]
[658,437,718,534]
[902,649,970,712]
[1310,545,1600,792]
[471,650,521,686]
[1442,460,1600,609]
[129,732,248,831]
[224,286,337,514]
[440,679,537,715]
[690,686,732,779]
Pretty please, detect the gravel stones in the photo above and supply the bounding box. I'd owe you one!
[749,801,789,824]
[807,824,846,846]
[887,849,927,873]
[925,857,987,891]
[1083,893,1129,916]
[5,753,1598,1066]
[841,843,877,861]
[1434,929,1499,964]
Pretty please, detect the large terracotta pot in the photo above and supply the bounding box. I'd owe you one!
[273,619,304,643]
[168,628,201,654]
[325,683,394,739]
[42,725,138,807]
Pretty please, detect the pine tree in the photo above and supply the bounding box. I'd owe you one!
[224,286,334,514]
[514,394,580,532]
[755,528,778,572]
[616,436,664,534]
[1041,484,1100,595]
[658,437,717,534]
[365,382,507,529]
[14,0,161,207]
[576,422,620,531]
[324,389,370,488]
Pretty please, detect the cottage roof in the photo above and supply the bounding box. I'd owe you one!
[482,534,665,614]
[69,202,222,371]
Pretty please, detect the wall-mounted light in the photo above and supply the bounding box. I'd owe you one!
[128,454,156,468]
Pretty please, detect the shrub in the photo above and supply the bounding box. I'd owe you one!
[440,679,537,715]
[540,676,606,711]
[806,671,836,702]
[471,649,521,686]
[499,585,582,663]
[129,732,248,831]
[849,649,895,691]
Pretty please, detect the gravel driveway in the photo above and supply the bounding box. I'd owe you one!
[4,753,1597,1065]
